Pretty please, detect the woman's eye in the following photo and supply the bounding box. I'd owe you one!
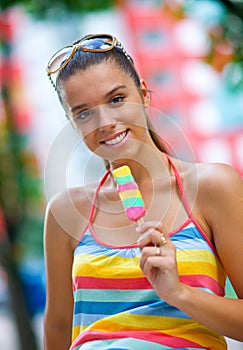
[75,109,93,121]
[110,96,124,105]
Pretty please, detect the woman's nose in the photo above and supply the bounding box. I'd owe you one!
[97,105,116,131]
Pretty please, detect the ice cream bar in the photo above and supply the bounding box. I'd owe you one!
[113,165,146,225]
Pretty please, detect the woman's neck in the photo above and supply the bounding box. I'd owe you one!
[110,149,170,187]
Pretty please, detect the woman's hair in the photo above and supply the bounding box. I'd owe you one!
[56,41,168,159]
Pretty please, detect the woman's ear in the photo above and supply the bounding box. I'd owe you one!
[140,79,150,107]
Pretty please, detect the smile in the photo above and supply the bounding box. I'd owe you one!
[102,130,128,146]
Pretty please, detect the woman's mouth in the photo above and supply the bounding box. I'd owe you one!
[101,130,129,146]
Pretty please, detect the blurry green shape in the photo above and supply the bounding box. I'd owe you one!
[224,61,243,91]
[185,0,226,25]
[1,0,114,17]
[184,0,243,63]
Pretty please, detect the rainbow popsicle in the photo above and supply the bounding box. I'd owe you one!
[113,165,146,225]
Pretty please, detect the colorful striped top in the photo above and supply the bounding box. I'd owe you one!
[70,158,227,350]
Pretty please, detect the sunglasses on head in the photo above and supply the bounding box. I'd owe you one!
[46,33,134,90]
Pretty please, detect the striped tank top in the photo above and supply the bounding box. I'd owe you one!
[70,158,227,350]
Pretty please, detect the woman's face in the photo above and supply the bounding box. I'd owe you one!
[61,61,151,163]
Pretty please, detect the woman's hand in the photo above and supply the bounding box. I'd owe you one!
[137,221,183,305]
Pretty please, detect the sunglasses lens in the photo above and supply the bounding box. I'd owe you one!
[48,46,73,73]
[81,36,114,51]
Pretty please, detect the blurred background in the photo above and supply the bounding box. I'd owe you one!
[0,0,242,349]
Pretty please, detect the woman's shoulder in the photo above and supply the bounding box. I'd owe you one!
[171,156,242,211]
[195,161,242,196]
[47,182,98,211]
[173,157,242,191]
[180,159,243,217]
[45,182,99,242]
[175,158,242,238]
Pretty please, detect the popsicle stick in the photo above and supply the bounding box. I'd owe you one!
[137,217,144,226]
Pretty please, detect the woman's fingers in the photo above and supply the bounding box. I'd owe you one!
[139,240,175,271]
[136,221,168,248]
[136,220,164,234]
[139,245,163,271]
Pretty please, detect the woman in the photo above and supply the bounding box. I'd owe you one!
[44,34,243,350]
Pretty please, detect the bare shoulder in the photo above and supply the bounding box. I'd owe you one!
[44,182,98,246]
[173,157,242,196]
[195,162,243,200]
[172,158,242,232]
[196,162,243,235]
[193,161,243,245]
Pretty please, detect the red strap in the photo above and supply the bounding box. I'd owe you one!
[167,155,192,218]
[88,169,111,223]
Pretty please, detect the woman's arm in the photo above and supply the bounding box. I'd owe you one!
[44,194,76,350]
[137,163,243,341]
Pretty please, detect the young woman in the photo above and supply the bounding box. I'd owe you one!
[44,34,243,350]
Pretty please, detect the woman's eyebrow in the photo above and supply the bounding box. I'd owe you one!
[71,103,87,113]
[104,85,127,99]
[71,85,128,113]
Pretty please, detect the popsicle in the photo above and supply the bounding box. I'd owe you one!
[113,165,146,225]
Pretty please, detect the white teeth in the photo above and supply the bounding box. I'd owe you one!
[105,131,126,145]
